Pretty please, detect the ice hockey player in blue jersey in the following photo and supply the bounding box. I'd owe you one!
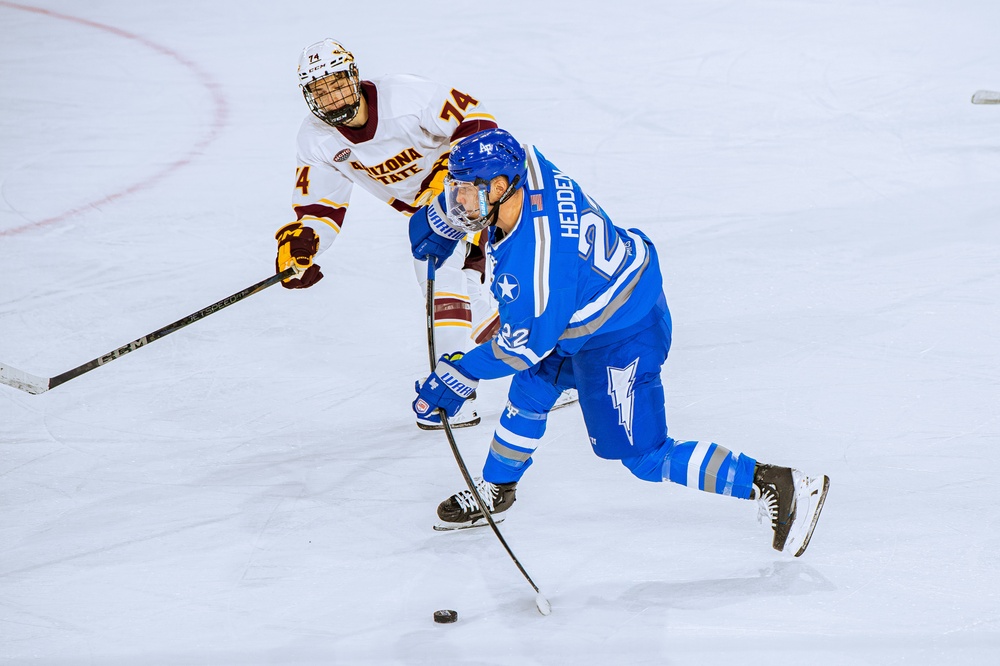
[409,128,830,556]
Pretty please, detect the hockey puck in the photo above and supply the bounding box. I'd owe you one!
[433,609,458,624]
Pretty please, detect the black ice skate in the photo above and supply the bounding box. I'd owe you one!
[752,463,830,557]
[433,478,517,531]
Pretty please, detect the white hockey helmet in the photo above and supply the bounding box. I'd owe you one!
[297,38,362,126]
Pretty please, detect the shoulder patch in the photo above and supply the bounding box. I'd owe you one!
[495,273,520,302]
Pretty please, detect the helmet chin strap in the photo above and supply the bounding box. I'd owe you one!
[329,83,363,126]
[307,71,364,127]
[484,202,502,229]
[484,175,522,228]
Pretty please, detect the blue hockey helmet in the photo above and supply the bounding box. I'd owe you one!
[444,129,528,232]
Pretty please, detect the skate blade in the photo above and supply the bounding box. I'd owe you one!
[791,475,830,557]
[550,390,579,411]
[433,514,505,531]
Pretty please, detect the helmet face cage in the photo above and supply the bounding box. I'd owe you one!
[302,67,361,126]
[443,176,494,233]
[298,39,362,127]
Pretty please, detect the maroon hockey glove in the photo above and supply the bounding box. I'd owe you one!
[276,222,323,289]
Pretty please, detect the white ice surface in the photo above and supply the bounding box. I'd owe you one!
[2,1,999,664]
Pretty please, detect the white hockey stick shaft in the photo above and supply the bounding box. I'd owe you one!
[971,90,1000,104]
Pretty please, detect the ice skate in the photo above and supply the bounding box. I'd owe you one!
[416,393,480,430]
[433,477,517,531]
[552,388,579,411]
[752,464,830,557]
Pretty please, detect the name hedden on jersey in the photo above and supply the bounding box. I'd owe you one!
[349,147,424,184]
[554,172,579,238]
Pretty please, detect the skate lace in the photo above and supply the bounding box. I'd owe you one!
[454,479,497,514]
[756,486,778,527]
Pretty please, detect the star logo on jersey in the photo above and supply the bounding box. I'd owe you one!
[607,358,639,446]
[495,273,520,302]
[334,148,352,162]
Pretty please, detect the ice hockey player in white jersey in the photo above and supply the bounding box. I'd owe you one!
[410,128,830,557]
[275,38,500,429]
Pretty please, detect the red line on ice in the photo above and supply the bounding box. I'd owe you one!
[0,1,229,237]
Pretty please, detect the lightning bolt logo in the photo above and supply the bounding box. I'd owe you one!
[607,358,639,445]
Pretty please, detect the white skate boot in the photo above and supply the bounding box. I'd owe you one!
[752,464,830,557]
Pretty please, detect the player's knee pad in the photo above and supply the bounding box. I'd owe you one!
[508,355,572,414]
[508,377,560,415]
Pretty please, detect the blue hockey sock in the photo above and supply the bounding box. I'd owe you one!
[660,440,756,498]
[621,439,755,498]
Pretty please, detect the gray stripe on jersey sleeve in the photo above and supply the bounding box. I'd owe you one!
[559,251,651,341]
[491,339,532,372]
[526,145,543,191]
[533,216,550,318]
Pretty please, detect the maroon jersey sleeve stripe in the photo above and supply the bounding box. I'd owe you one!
[390,199,420,215]
[451,118,498,142]
[294,202,347,229]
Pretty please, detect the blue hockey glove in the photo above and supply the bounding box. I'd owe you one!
[409,194,463,268]
[413,353,479,420]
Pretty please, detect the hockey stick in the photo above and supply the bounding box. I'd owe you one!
[971,90,1000,104]
[0,267,297,395]
[424,258,551,616]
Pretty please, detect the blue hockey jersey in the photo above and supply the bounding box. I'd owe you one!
[456,145,668,381]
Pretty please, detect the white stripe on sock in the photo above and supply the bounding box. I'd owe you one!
[687,441,712,490]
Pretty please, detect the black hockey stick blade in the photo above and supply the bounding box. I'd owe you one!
[0,267,296,395]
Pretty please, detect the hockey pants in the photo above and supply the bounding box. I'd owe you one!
[482,308,755,499]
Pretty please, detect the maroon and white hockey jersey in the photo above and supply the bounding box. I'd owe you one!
[291,74,497,253]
